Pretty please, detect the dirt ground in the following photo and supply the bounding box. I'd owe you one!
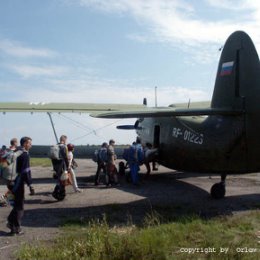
[0,159,259,259]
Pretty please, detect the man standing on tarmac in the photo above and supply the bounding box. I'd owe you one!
[128,137,144,185]
[106,139,119,186]
[6,136,32,235]
[51,135,69,200]
[95,142,108,186]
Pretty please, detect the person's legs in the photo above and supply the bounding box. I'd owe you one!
[70,169,81,192]
[95,163,102,185]
[130,164,139,185]
[145,161,151,175]
[7,197,24,234]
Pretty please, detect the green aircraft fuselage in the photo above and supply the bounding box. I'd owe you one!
[137,115,247,173]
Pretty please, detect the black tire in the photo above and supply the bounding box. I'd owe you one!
[210,183,226,199]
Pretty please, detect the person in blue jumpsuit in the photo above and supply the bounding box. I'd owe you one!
[128,137,144,185]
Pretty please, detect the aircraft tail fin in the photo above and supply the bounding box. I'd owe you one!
[212,31,260,170]
[211,31,260,111]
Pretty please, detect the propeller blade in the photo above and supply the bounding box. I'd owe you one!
[116,125,136,130]
[116,125,142,130]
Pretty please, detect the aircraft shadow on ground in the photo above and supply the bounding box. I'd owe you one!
[19,171,260,229]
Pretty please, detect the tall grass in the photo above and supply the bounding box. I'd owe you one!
[18,210,260,260]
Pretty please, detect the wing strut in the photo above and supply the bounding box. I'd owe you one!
[47,112,59,143]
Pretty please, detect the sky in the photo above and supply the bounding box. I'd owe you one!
[1,0,260,145]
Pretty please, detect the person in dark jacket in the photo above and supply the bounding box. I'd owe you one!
[51,135,69,200]
[6,136,32,235]
[94,142,108,186]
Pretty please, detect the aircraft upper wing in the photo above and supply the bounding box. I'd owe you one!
[0,102,145,113]
[91,101,243,118]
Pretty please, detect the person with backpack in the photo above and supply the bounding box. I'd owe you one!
[94,142,108,186]
[11,138,35,195]
[106,139,119,186]
[2,138,21,188]
[10,138,35,195]
[51,135,69,201]
[0,138,35,209]
[1,139,31,183]
[127,137,144,185]
[6,136,33,235]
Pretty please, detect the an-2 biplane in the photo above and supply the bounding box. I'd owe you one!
[0,31,259,199]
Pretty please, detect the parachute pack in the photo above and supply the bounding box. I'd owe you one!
[128,144,144,164]
[98,148,108,163]
[93,148,108,163]
[48,144,61,160]
[0,149,23,181]
[92,149,99,162]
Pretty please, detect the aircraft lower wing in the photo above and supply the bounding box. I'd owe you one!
[0,102,145,113]
[91,107,243,118]
[0,102,243,118]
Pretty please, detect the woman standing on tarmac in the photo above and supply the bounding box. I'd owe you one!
[67,144,81,193]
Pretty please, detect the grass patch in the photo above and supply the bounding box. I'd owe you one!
[18,210,260,260]
[30,158,52,167]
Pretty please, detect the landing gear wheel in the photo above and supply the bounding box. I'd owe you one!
[210,182,226,199]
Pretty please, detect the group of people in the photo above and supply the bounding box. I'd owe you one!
[0,136,34,235]
[51,135,81,201]
[94,139,119,186]
[95,137,158,186]
[122,137,144,185]
[0,134,158,236]
[122,137,158,185]
[0,134,82,236]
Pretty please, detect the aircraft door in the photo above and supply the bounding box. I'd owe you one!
[153,125,160,148]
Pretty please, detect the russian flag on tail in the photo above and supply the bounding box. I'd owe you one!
[220,61,234,76]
